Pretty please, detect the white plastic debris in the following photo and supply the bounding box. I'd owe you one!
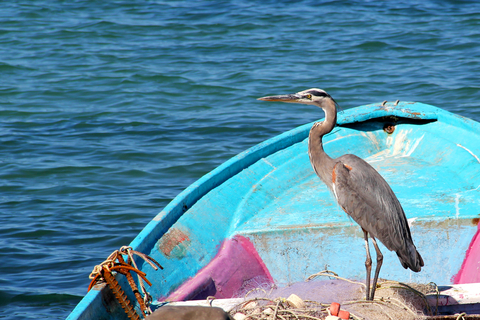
[286,293,305,309]
[233,312,247,320]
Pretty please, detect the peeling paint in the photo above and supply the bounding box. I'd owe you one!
[367,130,424,163]
[361,131,382,151]
[404,134,424,157]
[158,228,190,258]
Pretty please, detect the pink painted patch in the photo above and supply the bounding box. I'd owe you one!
[163,235,274,301]
[453,224,480,284]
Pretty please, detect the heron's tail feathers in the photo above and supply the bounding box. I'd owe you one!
[398,244,424,272]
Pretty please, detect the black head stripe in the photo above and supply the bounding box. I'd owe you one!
[306,89,329,98]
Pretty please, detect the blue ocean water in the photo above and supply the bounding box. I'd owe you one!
[1,1,480,318]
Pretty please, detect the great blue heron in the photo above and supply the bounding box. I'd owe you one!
[258,88,424,300]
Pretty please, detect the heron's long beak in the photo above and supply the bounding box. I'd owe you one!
[257,94,300,103]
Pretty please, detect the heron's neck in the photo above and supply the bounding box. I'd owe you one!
[308,99,337,188]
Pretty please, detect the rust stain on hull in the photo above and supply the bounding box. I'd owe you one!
[159,228,190,257]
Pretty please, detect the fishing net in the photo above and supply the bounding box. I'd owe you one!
[227,271,439,320]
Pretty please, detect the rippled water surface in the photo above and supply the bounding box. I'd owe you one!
[2,1,480,318]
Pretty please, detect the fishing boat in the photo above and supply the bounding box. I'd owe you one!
[67,101,480,319]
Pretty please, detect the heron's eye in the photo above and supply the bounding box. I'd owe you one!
[306,94,312,99]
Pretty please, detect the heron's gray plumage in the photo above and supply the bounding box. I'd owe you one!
[332,154,423,272]
[258,88,423,301]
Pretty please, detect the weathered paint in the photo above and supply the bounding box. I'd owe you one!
[158,228,190,257]
[163,235,273,301]
[453,223,480,284]
[67,102,480,320]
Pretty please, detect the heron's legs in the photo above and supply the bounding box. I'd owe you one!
[370,237,383,300]
[363,230,372,301]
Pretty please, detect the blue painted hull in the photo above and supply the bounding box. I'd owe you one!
[67,102,480,319]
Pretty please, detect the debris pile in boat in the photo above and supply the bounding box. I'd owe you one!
[226,271,439,320]
[153,270,452,319]
[342,280,436,320]
[229,294,329,320]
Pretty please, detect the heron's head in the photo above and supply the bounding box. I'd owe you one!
[257,88,334,106]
